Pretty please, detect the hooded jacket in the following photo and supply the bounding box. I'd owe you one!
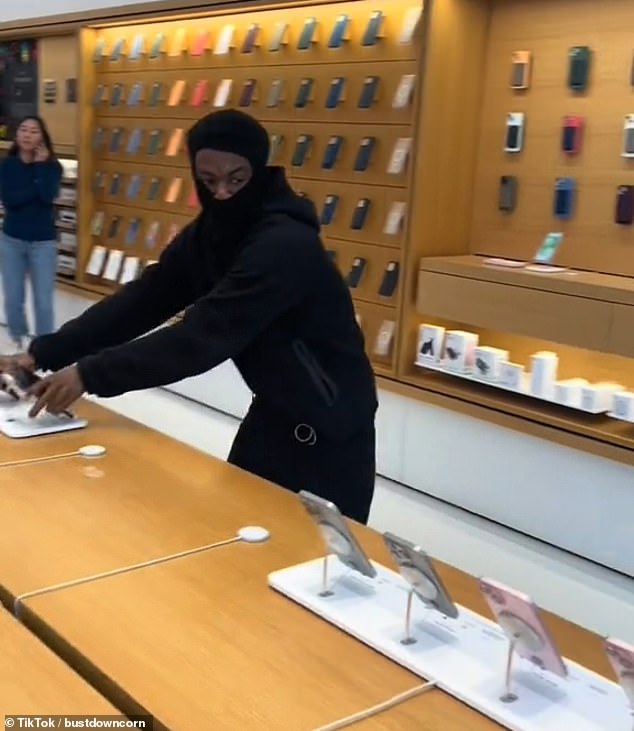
[29,166,378,440]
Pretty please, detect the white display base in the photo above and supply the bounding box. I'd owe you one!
[0,400,87,438]
[269,558,630,731]
[415,360,608,415]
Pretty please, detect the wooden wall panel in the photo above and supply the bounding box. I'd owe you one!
[470,0,634,277]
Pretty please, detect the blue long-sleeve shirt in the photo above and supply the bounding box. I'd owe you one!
[0,156,62,241]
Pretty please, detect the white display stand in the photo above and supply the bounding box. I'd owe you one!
[269,557,630,731]
[0,398,87,438]
[415,360,609,415]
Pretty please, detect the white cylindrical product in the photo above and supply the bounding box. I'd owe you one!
[530,351,559,398]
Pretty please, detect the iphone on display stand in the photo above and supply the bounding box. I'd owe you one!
[298,490,376,596]
[479,577,568,703]
[605,637,634,713]
[384,532,458,644]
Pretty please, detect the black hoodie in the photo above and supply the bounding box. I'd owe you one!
[29,166,378,440]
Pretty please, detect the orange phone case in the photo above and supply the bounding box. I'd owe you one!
[165,128,184,157]
[164,177,183,203]
[167,79,186,106]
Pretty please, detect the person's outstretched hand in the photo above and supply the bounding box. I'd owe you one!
[0,352,35,375]
[27,365,85,417]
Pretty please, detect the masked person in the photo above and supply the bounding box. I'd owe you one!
[0,110,378,523]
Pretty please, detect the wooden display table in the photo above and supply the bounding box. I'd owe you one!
[0,606,116,713]
[0,401,616,730]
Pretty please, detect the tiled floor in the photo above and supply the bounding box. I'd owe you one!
[0,326,632,646]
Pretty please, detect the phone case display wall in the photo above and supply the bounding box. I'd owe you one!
[470,0,634,278]
[270,492,634,731]
[79,0,424,373]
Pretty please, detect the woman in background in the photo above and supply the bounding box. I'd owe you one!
[0,116,62,350]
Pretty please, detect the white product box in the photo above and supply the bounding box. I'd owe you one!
[581,382,623,413]
[499,361,525,391]
[553,378,589,408]
[416,324,445,365]
[612,391,634,421]
[472,346,509,381]
[530,351,559,399]
[443,330,479,373]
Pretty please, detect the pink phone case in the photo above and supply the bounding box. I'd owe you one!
[605,637,634,706]
[479,578,568,678]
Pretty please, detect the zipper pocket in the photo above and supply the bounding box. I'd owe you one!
[292,339,338,407]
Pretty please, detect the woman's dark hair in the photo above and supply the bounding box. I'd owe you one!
[8,115,58,160]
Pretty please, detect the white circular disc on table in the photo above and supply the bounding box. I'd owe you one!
[238,526,270,543]
[79,445,107,458]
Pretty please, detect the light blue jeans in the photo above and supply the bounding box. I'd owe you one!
[0,232,57,343]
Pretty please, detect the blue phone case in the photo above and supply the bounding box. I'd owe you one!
[126,175,142,199]
[361,11,383,46]
[320,195,339,225]
[358,76,379,108]
[325,77,345,109]
[553,178,576,219]
[321,137,343,169]
[327,15,350,48]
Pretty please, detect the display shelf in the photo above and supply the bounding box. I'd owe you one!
[76,0,424,377]
[414,359,610,415]
[269,557,631,731]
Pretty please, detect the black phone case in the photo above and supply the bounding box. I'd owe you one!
[109,128,123,153]
[354,138,376,171]
[109,174,121,196]
[239,79,256,107]
[295,78,314,108]
[147,177,161,200]
[297,19,317,50]
[510,60,527,89]
[561,124,577,153]
[108,216,121,238]
[291,136,312,166]
[350,199,371,229]
[241,24,260,53]
[346,258,367,287]
[378,263,400,297]
[499,175,518,212]
[624,127,634,156]
[358,76,378,108]
[616,186,634,225]
[568,46,591,91]
[505,123,521,151]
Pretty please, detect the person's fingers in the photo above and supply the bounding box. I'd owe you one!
[26,379,47,398]
[28,382,57,418]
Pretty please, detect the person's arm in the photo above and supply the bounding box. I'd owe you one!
[29,223,197,373]
[0,158,39,209]
[31,160,62,203]
[75,228,323,397]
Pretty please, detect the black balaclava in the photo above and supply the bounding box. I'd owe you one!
[187,109,271,232]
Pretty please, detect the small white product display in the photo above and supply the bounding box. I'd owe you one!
[581,382,623,413]
[553,378,589,409]
[416,324,445,365]
[443,330,478,373]
[611,391,634,422]
[269,556,630,731]
[472,347,509,382]
[499,361,526,391]
[529,351,558,399]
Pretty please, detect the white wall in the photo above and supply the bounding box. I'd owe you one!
[8,284,632,578]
